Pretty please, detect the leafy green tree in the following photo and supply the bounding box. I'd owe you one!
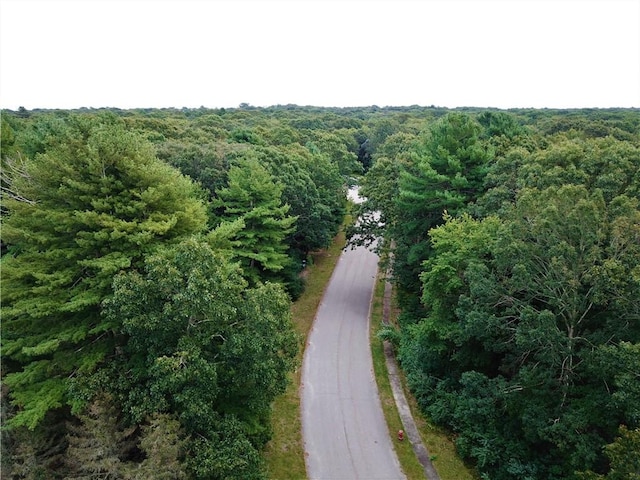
[589,342,640,429]
[284,144,345,252]
[232,143,345,258]
[1,115,208,430]
[303,130,362,179]
[402,214,502,384]
[348,131,421,255]
[348,155,403,252]
[476,135,639,214]
[280,160,334,255]
[213,158,296,284]
[1,116,19,160]
[225,142,346,297]
[103,238,298,479]
[578,425,640,480]
[156,139,231,198]
[407,185,640,478]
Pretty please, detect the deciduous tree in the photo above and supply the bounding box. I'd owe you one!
[103,237,297,479]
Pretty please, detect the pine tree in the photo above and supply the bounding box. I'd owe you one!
[213,158,296,283]
[1,114,208,429]
[131,414,187,480]
[64,394,135,479]
[393,113,492,311]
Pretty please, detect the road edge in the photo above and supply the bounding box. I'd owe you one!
[381,277,441,480]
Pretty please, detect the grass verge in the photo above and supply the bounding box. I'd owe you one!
[264,219,349,479]
[370,275,427,479]
[370,273,479,480]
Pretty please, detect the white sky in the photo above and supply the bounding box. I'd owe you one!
[1,0,639,110]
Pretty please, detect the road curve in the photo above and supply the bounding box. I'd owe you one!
[301,241,406,480]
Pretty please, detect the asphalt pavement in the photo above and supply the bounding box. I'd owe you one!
[301,241,406,480]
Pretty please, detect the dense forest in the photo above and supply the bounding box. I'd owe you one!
[0,106,355,479]
[350,107,640,479]
[1,105,639,479]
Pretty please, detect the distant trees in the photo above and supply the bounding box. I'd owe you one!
[146,110,354,296]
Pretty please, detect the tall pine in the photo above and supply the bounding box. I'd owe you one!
[1,114,208,429]
[394,113,492,314]
[213,158,296,284]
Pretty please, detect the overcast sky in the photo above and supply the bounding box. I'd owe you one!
[1,0,639,110]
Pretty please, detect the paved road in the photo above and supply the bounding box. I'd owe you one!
[301,241,406,480]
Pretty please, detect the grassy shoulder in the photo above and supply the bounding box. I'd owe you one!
[370,275,427,479]
[264,219,349,479]
[370,273,479,480]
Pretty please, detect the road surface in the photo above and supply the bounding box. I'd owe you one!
[301,238,406,479]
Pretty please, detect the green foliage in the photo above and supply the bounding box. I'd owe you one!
[601,425,640,479]
[401,214,503,383]
[341,107,640,478]
[254,142,345,256]
[393,113,493,313]
[102,237,298,479]
[1,114,208,429]
[399,150,640,477]
[579,425,640,480]
[3,105,639,479]
[1,116,19,160]
[304,130,362,179]
[349,154,404,251]
[213,158,297,284]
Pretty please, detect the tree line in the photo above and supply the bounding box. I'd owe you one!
[352,108,640,479]
[0,107,358,478]
[2,104,639,479]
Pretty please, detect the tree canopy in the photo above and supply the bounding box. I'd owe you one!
[351,106,640,479]
[102,238,297,479]
[2,115,208,430]
[2,104,639,479]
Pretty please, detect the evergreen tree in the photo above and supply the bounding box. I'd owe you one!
[64,394,135,479]
[393,113,492,313]
[129,414,187,480]
[1,114,208,429]
[213,158,296,284]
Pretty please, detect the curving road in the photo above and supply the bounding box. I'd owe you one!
[301,235,405,479]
